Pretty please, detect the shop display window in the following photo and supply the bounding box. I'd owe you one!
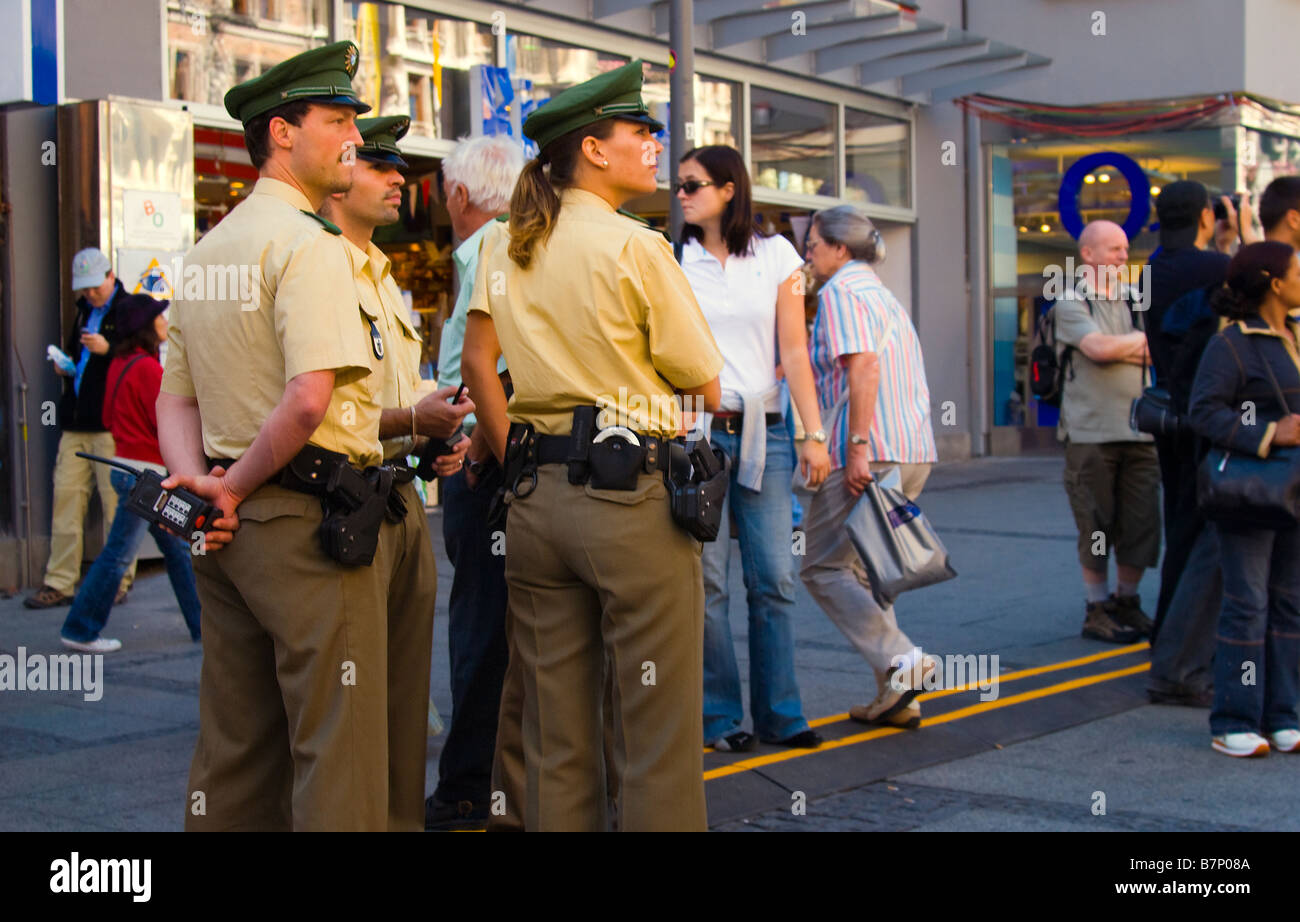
[844,107,910,208]
[751,87,836,197]
[345,2,495,140]
[167,0,331,107]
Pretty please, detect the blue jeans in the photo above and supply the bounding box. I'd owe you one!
[434,463,510,805]
[701,421,809,742]
[1210,522,1300,736]
[62,468,202,643]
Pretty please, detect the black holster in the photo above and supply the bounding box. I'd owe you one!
[664,439,730,542]
[487,421,536,530]
[282,445,395,567]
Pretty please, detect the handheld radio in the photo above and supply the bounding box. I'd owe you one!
[76,453,221,537]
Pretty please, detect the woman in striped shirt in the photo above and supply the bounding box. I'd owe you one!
[800,205,939,729]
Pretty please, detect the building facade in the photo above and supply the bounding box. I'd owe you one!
[1,0,1295,586]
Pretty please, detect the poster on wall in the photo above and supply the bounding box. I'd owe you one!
[116,249,183,300]
[123,190,184,251]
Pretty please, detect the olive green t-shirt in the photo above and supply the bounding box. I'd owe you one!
[1055,291,1153,444]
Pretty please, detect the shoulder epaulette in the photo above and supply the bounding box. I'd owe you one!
[494,213,509,223]
[616,208,672,243]
[300,210,342,235]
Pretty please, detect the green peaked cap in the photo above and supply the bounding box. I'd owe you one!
[522,59,664,152]
[357,115,410,168]
[224,40,371,124]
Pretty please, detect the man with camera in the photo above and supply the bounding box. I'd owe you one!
[1055,220,1159,644]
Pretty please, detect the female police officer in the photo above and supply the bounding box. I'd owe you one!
[461,60,723,831]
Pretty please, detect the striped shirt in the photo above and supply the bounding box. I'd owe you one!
[809,260,937,469]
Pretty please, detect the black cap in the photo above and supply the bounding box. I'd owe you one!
[1156,180,1209,248]
[116,294,168,338]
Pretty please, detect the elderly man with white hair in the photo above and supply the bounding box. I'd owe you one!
[1055,219,1160,645]
[427,133,524,830]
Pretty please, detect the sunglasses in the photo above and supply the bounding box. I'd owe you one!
[672,179,715,195]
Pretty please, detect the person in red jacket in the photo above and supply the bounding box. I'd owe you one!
[59,295,201,652]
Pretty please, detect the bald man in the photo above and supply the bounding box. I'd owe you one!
[1055,220,1161,644]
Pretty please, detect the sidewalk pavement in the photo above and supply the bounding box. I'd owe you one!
[0,455,1292,831]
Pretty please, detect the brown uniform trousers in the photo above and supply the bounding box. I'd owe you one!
[496,464,707,832]
[380,478,438,830]
[185,478,429,831]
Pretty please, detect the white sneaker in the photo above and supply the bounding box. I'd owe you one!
[1269,729,1300,753]
[871,654,938,722]
[1211,732,1270,758]
[60,635,122,653]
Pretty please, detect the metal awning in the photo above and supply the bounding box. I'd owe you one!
[510,0,1049,104]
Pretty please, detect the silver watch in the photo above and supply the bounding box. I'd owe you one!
[849,433,870,445]
[806,429,828,443]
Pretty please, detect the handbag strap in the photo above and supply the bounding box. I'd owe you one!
[108,353,148,418]
[1247,333,1292,416]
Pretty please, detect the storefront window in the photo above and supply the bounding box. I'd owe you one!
[345,2,495,140]
[167,0,330,107]
[751,87,836,197]
[844,107,909,208]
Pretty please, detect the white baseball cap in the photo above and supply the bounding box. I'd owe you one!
[70,248,112,290]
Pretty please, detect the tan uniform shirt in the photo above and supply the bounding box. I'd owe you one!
[468,187,722,436]
[341,237,426,460]
[161,177,384,469]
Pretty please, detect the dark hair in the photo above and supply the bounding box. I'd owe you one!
[508,118,618,269]
[678,145,766,257]
[113,324,162,358]
[243,100,314,169]
[1211,240,1295,320]
[1259,176,1300,234]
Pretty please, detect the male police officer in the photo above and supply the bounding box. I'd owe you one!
[158,42,456,831]
[319,115,473,830]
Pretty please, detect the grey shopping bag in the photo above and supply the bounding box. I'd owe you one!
[845,467,957,608]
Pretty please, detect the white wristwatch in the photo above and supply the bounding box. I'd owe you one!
[806,429,828,443]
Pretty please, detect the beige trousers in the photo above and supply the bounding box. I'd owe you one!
[185,483,395,831]
[44,430,136,594]
[799,463,932,680]
[500,464,707,832]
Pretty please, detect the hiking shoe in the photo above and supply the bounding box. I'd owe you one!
[708,730,757,752]
[1081,600,1141,644]
[1269,729,1300,753]
[1211,732,1270,758]
[1110,593,1153,638]
[24,585,72,609]
[424,796,489,831]
[1147,686,1212,708]
[850,698,922,729]
[60,635,122,653]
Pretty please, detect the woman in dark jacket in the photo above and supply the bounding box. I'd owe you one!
[1188,240,1300,757]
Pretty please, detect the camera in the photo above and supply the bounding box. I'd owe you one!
[1213,193,1241,223]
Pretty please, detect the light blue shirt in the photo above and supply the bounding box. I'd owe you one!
[74,304,110,396]
[436,219,506,429]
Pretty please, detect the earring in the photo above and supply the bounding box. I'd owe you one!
[602,160,609,168]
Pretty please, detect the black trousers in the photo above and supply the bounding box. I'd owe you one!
[434,464,510,805]
[1152,429,1205,644]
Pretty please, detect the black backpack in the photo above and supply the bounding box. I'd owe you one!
[1029,294,1142,408]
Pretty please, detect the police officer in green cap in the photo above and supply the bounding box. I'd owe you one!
[320,114,474,830]
[461,59,724,831]
[158,41,461,831]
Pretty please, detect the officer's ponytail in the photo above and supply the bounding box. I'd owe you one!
[508,119,617,269]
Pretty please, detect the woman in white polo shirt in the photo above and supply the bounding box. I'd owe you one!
[676,145,830,751]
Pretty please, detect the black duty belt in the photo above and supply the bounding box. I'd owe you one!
[206,451,415,489]
[711,412,782,435]
[534,432,672,474]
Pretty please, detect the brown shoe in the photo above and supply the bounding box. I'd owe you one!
[1081,599,1141,644]
[1110,593,1153,638]
[23,585,73,609]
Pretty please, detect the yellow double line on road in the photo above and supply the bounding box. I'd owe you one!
[704,642,1151,781]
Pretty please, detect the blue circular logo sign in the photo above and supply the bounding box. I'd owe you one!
[1057,151,1151,241]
